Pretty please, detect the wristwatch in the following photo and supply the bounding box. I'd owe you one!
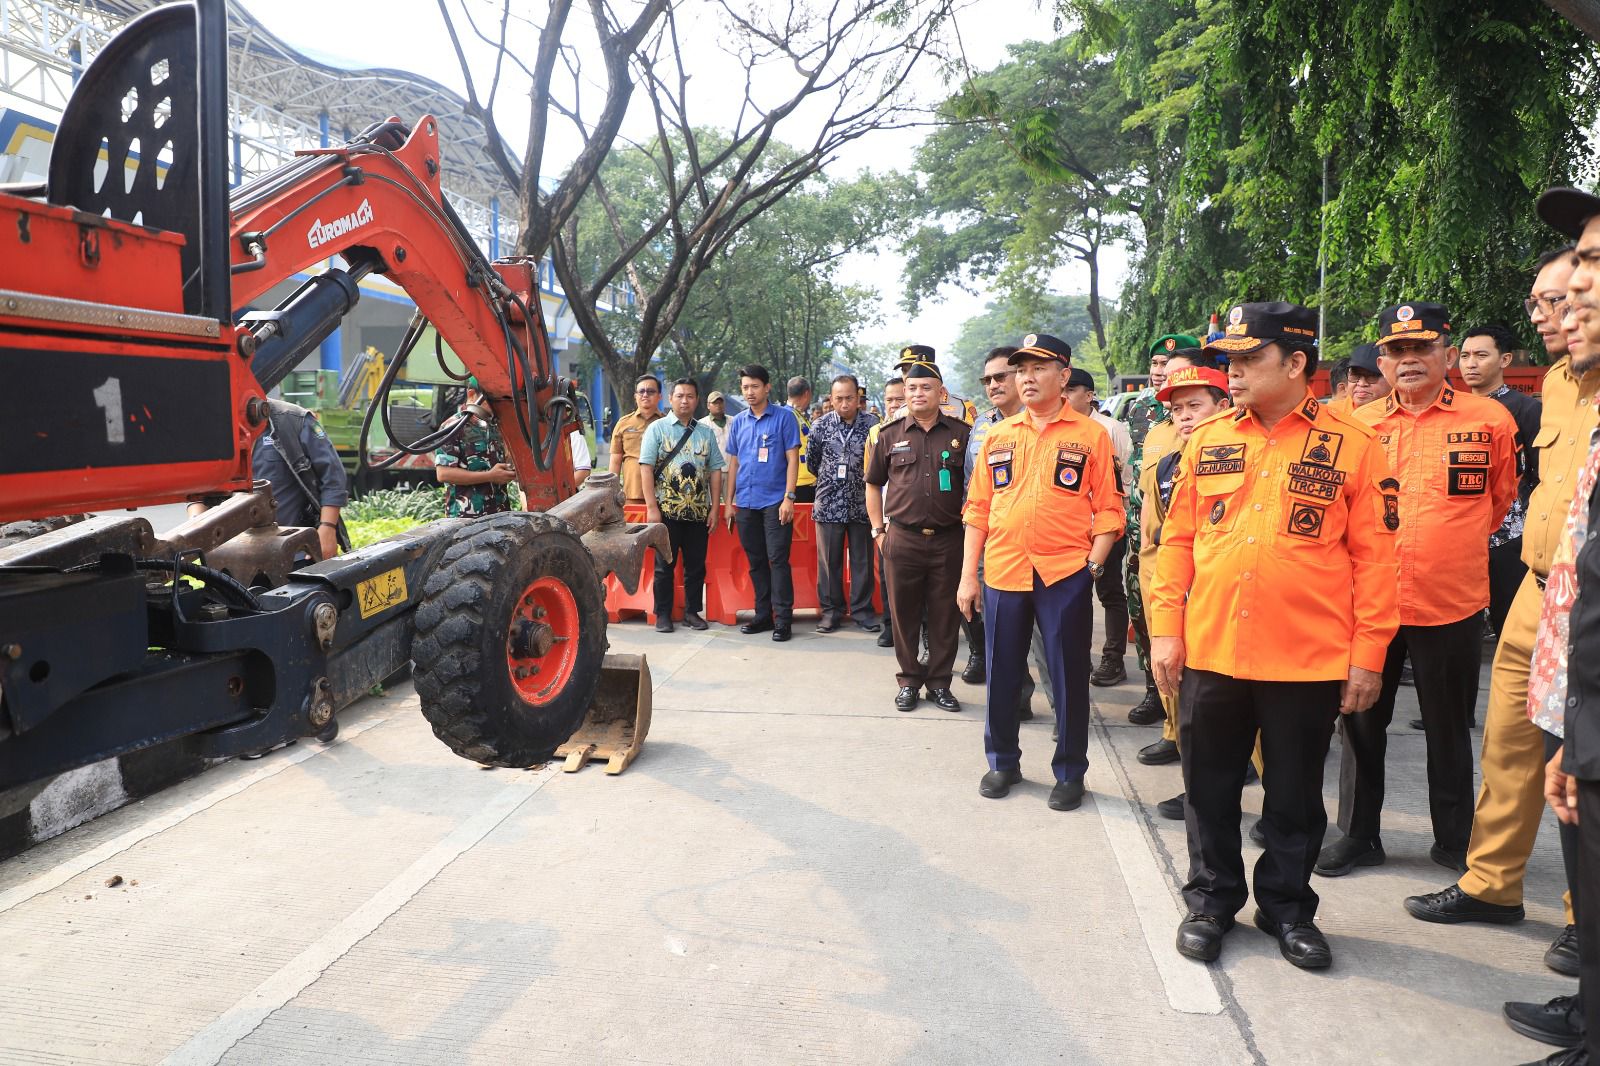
[872,526,886,538]
[1086,559,1105,579]
[784,491,797,501]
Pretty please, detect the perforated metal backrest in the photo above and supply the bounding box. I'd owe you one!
[47,3,202,312]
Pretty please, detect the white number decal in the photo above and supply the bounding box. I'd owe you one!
[92,377,126,444]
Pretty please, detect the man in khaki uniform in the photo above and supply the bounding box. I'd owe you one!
[610,374,666,503]
[1404,246,1592,980]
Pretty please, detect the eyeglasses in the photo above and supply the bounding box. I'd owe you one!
[1525,295,1571,318]
[635,388,659,396]
[979,370,1016,385]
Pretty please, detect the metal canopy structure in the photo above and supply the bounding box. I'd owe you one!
[0,0,521,252]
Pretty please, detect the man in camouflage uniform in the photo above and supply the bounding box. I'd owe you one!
[1116,333,1195,724]
[435,380,516,518]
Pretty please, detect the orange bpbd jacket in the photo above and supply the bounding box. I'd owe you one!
[962,404,1125,592]
[1148,392,1400,682]
[1359,386,1519,626]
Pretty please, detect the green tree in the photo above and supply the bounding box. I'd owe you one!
[948,292,1104,398]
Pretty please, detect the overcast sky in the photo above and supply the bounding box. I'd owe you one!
[248,0,1086,354]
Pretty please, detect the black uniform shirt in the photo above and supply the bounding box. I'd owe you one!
[1566,445,1600,781]
[866,412,970,529]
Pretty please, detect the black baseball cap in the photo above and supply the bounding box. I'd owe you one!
[1537,187,1600,240]
[1375,302,1451,346]
[1011,333,1072,366]
[1204,302,1319,356]
[896,344,937,369]
[1066,367,1095,390]
[1348,342,1382,373]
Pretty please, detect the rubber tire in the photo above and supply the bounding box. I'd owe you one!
[412,512,607,767]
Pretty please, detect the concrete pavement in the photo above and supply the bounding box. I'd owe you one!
[0,616,1573,1065]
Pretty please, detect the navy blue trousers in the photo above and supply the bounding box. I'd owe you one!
[984,568,1093,783]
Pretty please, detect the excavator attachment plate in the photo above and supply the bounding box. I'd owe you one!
[555,652,653,774]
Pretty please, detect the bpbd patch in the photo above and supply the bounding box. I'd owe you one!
[1054,449,1087,492]
[1286,500,1326,539]
[1300,430,1343,468]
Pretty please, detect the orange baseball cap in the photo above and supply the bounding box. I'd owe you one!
[1156,364,1228,402]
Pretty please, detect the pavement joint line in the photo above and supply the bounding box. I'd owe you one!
[0,716,390,915]
[1084,722,1225,1016]
[160,763,561,1066]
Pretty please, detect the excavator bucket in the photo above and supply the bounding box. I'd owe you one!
[555,653,653,775]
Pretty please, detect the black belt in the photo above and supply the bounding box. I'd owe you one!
[1536,574,1548,591]
[889,519,960,536]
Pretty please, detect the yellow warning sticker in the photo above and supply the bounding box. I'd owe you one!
[356,567,408,619]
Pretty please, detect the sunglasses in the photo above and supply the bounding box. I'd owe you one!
[635,388,659,396]
[979,370,1016,385]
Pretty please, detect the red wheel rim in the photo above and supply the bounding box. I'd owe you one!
[505,576,580,706]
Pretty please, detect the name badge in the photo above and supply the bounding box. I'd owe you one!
[836,464,847,479]
[987,450,1013,465]
[758,447,770,463]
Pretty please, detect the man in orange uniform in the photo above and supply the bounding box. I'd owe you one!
[1317,303,1519,877]
[1150,302,1399,969]
[958,333,1124,812]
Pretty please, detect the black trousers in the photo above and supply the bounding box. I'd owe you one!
[816,520,876,625]
[1579,779,1600,1057]
[734,504,794,626]
[1095,535,1129,659]
[1180,669,1342,924]
[653,517,709,617]
[882,525,961,688]
[1337,615,1481,852]
[1549,731,1584,930]
[1488,537,1526,637]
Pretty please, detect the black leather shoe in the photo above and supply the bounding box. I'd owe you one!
[876,627,894,648]
[1253,910,1332,969]
[929,687,961,712]
[741,617,774,634]
[1547,924,1582,976]
[1249,819,1266,846]
[772,626,791,642]
[961,651,986,685]
[894,686,919,712]
[1138,737,1179,765]
[1156,793,1185,820]
[1048,779,1085,811]
[1399,662,1415,686]
[682,611,709,631]
[1410,718,1426,730]
[816,618,839,634]
[1429,843,1468,873]
[1516,1046,1589,1066]
[1175,913,1233,962]
[1090,655,1127,687]
[1314,835,1385,877]
[655,617,675,633]
[979,768,1023,798]
[855,619,881,634]
[1128,688,1165,725]
[1504,994,1585,1047]
[1403,884,1525,924]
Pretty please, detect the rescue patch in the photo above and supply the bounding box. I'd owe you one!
[1449,449,1490,466]
[1286,500,1326,539]
[1054,450,1086,492]
[1209,500,1226,524]
[1300,431,1343,467]
[1447,431,1491,444]
[1449,467,1487,496]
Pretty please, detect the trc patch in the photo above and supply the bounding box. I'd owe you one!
[1288,476,1339,501]
[1286,500,1326,539]
[1449,467,1487,496]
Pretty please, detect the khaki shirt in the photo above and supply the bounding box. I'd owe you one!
[1524,357,1600,577]
[611,409,664,502]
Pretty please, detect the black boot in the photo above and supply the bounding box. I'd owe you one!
[1128,687,1165,725]
[961,614,986,684]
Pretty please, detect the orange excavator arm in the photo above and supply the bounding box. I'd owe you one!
[227,116,580,509]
